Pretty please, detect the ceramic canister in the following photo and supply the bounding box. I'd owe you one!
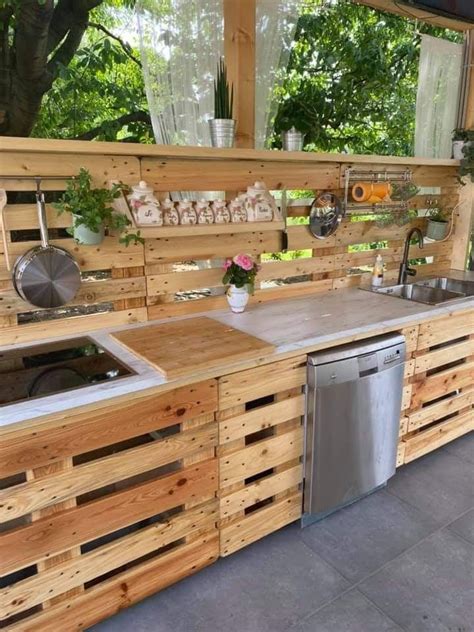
[127,180,162,225]
[162,199,180,226]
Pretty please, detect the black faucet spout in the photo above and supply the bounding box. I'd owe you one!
[398,227,424,285]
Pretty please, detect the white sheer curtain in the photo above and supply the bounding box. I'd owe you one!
[136,0,223,148]
[255,0,303,149]
[415,34,463,159]
[136,0,302,150]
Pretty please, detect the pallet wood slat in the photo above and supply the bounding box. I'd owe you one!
[0,378,219,628]
[0,499,218,618]
[218,358,306,556]
[399,313,474,464]
[3,535,219,632]
[0,381,217,477]
[0,421,217,521]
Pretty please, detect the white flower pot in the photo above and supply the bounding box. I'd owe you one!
[226,284,249,313]
[452,140,465,160]
[73,217,104,245]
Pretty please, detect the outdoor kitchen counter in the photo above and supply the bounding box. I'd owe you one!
[1,269,473,428]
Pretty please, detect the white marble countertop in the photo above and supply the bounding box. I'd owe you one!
[1,269,473,428]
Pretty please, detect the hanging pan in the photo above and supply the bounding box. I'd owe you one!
[13,183,81,308]
[309,192,342,240]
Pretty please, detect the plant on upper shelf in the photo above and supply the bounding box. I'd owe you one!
[452,128,472,161]
[209,58,235,147]
[54,169,143,246]
[274,97,312,134]
[452,128,469,142]
[273,96,312,151]
[214,57,233,120]
[459,130,474,183]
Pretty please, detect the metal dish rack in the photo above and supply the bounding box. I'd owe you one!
[342,167,413,216]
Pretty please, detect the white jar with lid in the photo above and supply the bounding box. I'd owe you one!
[127,181,162,225]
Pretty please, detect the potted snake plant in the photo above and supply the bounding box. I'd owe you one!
[209,58,235,148]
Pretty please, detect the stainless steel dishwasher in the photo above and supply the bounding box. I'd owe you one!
[303,333,405,526]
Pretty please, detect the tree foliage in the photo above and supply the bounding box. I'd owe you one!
[272,0,462,156]
[0,0,152,139]
[0,0,463,153]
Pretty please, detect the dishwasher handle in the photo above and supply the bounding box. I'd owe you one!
[311,342,405,388]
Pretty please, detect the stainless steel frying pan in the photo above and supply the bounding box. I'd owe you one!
[13,184,81,308]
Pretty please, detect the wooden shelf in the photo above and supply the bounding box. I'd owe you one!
[138,221,285,238]
[0,136,459,167]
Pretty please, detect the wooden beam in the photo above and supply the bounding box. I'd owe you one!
[450,178,473,270]
[223,0,256,148]
[353,0,473,31]
[464,31,474,128]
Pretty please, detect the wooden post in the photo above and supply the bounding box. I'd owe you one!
[451,29,474,270]
[223,0,256,148]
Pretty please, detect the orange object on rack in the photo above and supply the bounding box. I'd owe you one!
[352,182,392,203]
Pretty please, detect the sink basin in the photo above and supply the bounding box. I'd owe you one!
[373,283,466,305]
[414,277,474,297]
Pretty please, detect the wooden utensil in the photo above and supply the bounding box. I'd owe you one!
[0,189,10,271]
[111,317,275,379]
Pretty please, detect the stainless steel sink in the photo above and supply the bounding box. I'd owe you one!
[373,283,466,305]
[414,277,474,297]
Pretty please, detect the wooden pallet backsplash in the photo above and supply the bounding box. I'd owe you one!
[0,148,460,342]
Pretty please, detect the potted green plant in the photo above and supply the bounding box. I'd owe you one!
[274,98,310,151]
[459,131,474,182]
[452,128,469,160]
[426,205,449,241]
[222,254,258,313]
[54,169,143,246]
[209,58,235,148]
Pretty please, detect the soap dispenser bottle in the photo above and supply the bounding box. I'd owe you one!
[372,254,384,287]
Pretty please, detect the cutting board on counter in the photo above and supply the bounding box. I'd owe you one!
[111,317,275,378]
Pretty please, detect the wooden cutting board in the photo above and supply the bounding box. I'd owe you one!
[111,317,275,379]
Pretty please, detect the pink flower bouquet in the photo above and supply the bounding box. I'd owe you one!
[222,253,259,294]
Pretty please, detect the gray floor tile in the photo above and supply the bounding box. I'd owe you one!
[447,509,474,545]
[299,489,437,582]
[442,431,474,464]
[90,587,205,632]
[387,447,474,525]
[291,589,402,631]
[176,525,349,632]
[359,529,474,632]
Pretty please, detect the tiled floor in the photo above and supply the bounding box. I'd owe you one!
[92,433,474,632]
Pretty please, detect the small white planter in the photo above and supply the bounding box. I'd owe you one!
[226,284,249,313]
[73,217,105,245]
[452,140,465,160]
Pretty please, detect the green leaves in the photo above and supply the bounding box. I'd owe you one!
[214,57,234,120]
[272,0,463,156]
[53,168,143,246]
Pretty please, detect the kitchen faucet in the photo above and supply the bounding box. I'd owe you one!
[398,227,424,285]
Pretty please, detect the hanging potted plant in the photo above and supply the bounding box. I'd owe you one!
[426,205,449,241]
[274,97,310,151]
[209,58,235,148]
[222,254,258,313]
[54,169,143,246]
